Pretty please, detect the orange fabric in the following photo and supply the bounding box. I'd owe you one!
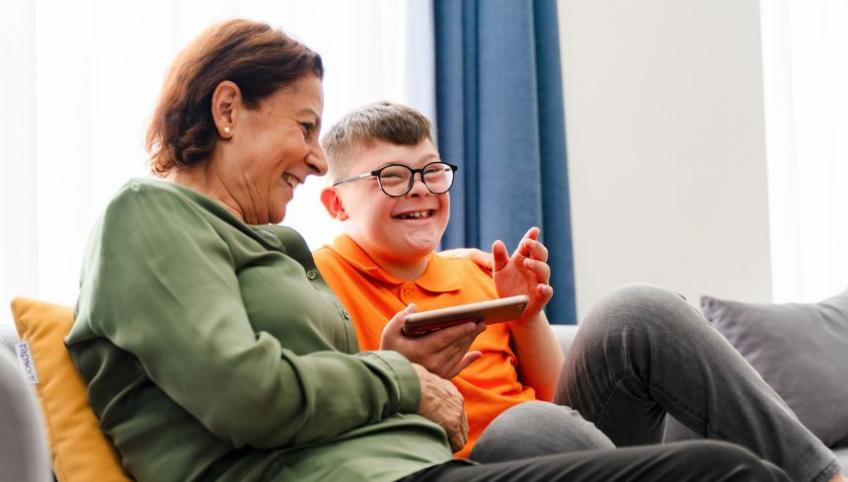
[314,234,537,458]
[10,298,130,482]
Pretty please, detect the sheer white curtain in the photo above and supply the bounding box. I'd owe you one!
[761,0,848,302]
[0,0,434,334]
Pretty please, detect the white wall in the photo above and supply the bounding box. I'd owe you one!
[558,0,773,320]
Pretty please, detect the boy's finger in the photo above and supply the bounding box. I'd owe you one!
[523,258,551,283]
[449,351,482,378]
[538,284,554,302]
[491,240,510,271]
[523,226,540,241]
[528,239,549,262]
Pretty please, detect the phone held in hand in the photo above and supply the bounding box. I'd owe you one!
[401,295,529,337]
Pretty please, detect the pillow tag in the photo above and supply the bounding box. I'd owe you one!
[15,341,40,384]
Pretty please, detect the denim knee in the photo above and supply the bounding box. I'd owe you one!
[471,401,615,463]
[580,284,704,345]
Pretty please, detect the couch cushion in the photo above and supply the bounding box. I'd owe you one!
[10,298,130,482]
[835,447,848,474]
[701,290,848,448]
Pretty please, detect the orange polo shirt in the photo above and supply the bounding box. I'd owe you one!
[313,234,538,458]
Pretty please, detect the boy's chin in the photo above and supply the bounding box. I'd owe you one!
[399,237,439,256]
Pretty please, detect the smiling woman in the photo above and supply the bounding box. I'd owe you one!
[63,19,463,482]
[164,76,327,224]
[144,21,327,225]
[0,0,434,326]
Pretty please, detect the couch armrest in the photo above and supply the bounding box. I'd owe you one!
[550,324,580,358]
[0,350,52,482]
[0,330,18,357]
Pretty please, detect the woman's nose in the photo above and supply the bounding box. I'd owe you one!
[307,146,328,176]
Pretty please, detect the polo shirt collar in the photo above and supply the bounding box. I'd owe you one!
[328,234,461,293]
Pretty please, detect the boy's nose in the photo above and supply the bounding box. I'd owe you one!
[407,172,430,196]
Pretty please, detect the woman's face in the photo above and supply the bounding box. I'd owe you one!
[218,74,327,224]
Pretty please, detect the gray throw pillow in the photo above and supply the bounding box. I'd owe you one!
[701,290,848,447]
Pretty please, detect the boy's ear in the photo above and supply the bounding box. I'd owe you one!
[320,186,349,221]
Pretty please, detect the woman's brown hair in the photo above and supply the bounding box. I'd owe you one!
[146,19,323,175]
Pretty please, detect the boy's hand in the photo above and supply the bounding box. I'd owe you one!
[492,227,554,323]
[380,304,485,379]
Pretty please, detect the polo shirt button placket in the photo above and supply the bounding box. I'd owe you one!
[306,270,318,281]
[401,283,415,303]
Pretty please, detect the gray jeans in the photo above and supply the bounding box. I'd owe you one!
[470,285,840,482]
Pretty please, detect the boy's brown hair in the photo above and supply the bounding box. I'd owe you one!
[320,101,434,180]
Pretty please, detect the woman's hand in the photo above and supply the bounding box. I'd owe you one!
[381,304,485,379]
[413,363,468,451]
[438,247,493,272]
[492,227,554,323]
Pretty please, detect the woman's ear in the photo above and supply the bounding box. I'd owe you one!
[320,186,349,221]
[211,80,240,139]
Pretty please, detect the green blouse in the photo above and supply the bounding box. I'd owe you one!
[66,179,452,482]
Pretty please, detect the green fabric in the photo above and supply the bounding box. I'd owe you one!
[66,179,452,482]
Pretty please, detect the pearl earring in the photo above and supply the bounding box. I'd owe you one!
[223,126,232,135]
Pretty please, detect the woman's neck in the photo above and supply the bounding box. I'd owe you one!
[168,165,246,222]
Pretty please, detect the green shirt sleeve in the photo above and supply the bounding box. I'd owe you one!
[74,182,421,449]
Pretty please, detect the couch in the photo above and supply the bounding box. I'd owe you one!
[550,323,848,474]
[1,318,846,480]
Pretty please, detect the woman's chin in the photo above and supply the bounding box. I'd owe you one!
[269,193,292,224]
[267,205,286,225]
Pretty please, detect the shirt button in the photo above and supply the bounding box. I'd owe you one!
[306,270,318,280]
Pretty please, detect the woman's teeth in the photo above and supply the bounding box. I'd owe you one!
[282,174,298,189]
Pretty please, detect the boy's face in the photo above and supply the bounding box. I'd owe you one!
[331,139,450,265]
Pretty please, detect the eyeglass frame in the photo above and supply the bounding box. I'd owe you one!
[332,161,459,198]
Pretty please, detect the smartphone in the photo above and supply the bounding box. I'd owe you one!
[402,295,529,337]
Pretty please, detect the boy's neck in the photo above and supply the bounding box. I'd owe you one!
[342,234,431,281]
[347,238,429,281]
[372,253,430,282]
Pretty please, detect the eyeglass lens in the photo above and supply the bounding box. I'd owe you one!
[379,163,454,196]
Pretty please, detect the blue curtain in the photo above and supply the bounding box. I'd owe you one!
[434,0,577,324]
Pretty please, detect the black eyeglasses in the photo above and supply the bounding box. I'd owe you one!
[333,161,458,197]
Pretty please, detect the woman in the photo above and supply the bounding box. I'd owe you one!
[67,19,791,482]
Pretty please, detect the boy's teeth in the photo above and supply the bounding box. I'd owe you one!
[400,210,431,219]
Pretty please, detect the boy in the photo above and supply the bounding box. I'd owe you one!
[314,101,574,458]
[311,102,842,482]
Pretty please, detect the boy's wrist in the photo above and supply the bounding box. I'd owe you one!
[512,310,548,331]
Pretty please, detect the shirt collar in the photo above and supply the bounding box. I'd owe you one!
[327,234,461,293]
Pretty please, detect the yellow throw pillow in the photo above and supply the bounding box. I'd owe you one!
[10,297,130,482]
